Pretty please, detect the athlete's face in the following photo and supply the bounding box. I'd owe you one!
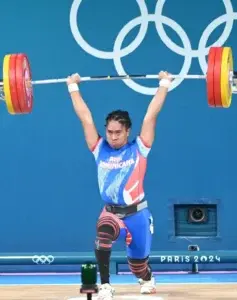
[106,120,130,149]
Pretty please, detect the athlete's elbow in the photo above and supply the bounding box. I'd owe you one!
[143,112,158,124]
[75,110,93,124]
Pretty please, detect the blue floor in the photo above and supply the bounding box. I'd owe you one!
[0,273,237,285]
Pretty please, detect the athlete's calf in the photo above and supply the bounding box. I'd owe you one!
[94,213,121,284]
[127,256,152,281]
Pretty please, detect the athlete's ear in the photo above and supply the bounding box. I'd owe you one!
[126,128,130,137]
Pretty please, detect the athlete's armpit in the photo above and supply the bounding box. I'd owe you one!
[136,136,151,158]
[91,137,104,160]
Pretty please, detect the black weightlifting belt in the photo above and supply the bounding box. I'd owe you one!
[105,199,148,217]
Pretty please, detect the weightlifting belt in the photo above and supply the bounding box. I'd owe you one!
[105,199,147,217]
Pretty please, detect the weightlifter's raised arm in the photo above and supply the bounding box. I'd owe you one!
[139,71,172,147]
[67,73,99,150]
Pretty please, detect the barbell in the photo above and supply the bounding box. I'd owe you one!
[0,46,236,115]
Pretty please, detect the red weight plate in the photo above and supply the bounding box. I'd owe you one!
[206,47,217,107]
[9,54,22,113]
[213,47,223,107]
[16,54,33,114]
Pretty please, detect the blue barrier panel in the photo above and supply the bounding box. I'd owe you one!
[0,251,236,265]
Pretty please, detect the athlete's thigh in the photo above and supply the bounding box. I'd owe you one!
[123,208,154,259]
[96,208,127,244]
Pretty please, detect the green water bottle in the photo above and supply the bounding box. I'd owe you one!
[80,261,98,297]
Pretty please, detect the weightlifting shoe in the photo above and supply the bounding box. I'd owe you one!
[97,283,115,300]
[139,276,156,294]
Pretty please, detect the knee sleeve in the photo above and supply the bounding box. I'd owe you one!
[95,216,120,251]
[128,256,152,281]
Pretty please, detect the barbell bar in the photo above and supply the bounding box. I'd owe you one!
[30,73,208,84]
[0,46,236,114]
[0,73,207,86]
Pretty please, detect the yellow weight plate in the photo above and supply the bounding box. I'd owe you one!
[221,47,233,108]
[3,54,15,114]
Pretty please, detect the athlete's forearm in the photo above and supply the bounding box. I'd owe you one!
[70,90,93,124]
[145,86,168,120]
[66,74,93,123]
[67,76,99,149]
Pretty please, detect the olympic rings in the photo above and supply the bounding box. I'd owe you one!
[32,255,54,265]
[70,0,237,95]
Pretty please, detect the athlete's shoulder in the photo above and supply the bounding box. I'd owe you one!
[134,135,151,158]
[91,136,109,159]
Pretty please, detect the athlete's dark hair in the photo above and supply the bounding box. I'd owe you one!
[105,110,132,129]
